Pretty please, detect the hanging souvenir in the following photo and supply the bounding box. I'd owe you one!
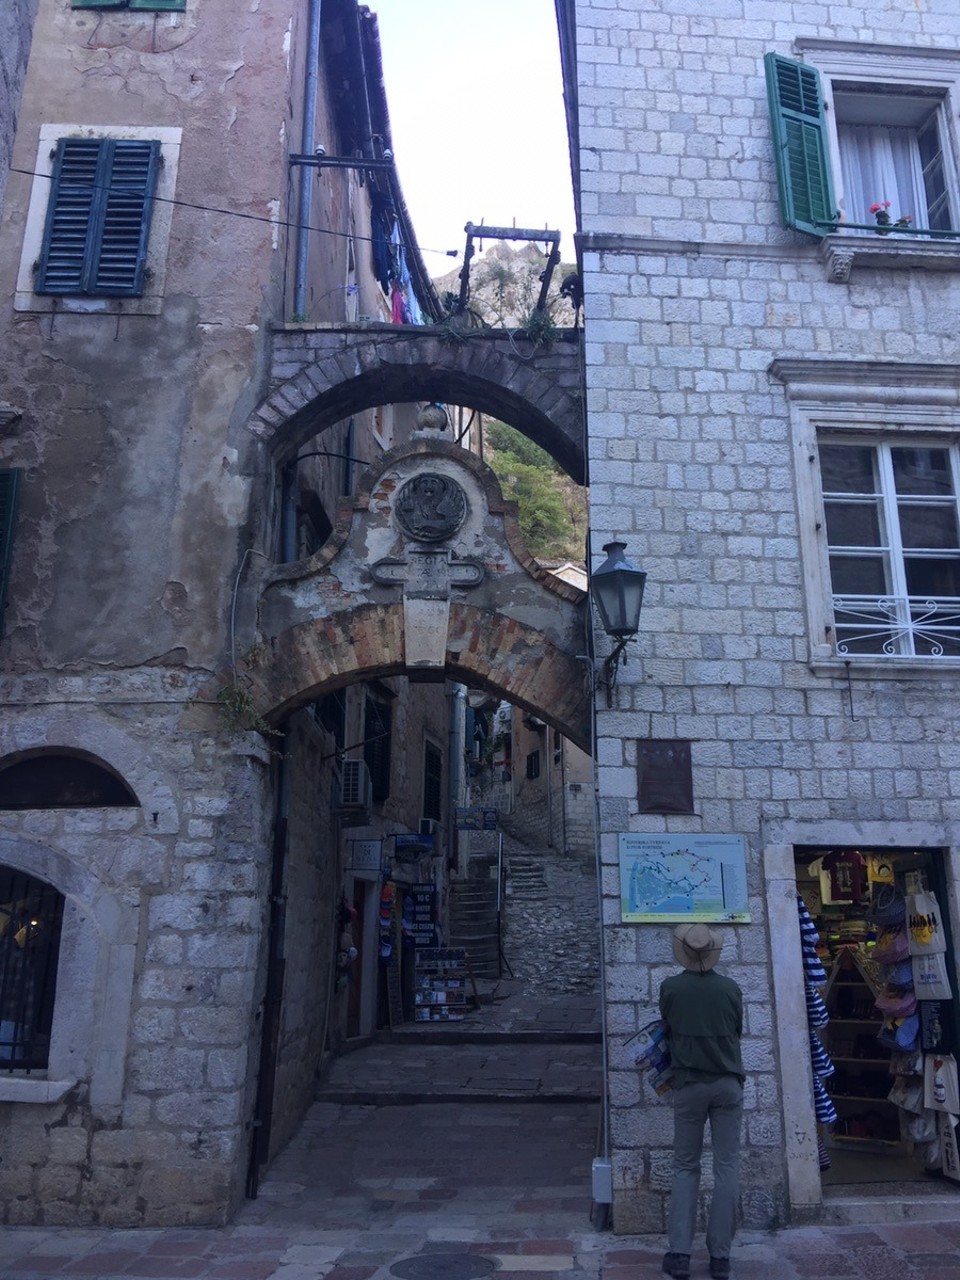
[808,1029,834,1078]
[921,1002,946,1052]
[941,1113,960,1183]
[912,951,953,1001]
[924,1053,960,1114]
[805,981,829,1029]
[907,890,948,956]
[868,884,906,926]
[812,1075,837,1125]
[875,987,918,1018]
[873,924,909,964]
[868,855,896,885]
[888,1076,925,1115]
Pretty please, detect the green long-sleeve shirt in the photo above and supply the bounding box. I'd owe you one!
[659,969,744,1086]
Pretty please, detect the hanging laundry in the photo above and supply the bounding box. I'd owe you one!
[370,191,397,294]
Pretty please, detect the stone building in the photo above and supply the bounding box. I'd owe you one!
[0,0,468,1226]
[564,0,960,1234]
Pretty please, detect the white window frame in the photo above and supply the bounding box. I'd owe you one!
[794,41,960,279]
[775,359,960,670]
[16,124,182,317]
[819,437,960,660]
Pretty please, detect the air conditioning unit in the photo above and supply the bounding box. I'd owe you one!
[337,760,372,826]
[418,818,439,838]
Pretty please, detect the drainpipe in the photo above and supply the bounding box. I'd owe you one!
[293,0,323,318]
[246,728,289,1199]
[447,683,467,874]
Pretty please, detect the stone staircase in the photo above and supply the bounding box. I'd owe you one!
[505,853,548,896]
[447,877,502,978]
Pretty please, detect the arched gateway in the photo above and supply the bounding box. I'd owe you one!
[245,431,591,748]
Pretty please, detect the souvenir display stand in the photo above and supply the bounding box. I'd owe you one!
[797,848,960,1185]
[414,947,469,1022]
[823,947,903,1149]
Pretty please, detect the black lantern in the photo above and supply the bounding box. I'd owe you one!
[591,540,646,703]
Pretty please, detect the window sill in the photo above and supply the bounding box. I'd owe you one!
[14,293,162,317]
[0,1076,77,1103]
[820,233,960,282]
[810,654,960,679]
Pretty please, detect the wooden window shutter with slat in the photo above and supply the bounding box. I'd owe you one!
[36,138,161,297]
[764,52,837,237]
[0,470,22,638]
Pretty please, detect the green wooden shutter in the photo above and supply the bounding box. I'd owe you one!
[0,470,22,638]
[129,0,187,9]
[72,1,126,7]
[91,140,160,294]
[364,699,393,802]
[764,52,837,237]
[37,139,160,297]
[36,139,101,294]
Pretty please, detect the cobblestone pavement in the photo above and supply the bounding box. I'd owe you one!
[498,833,601,998]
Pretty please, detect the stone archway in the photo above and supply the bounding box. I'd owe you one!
[249,324,585,481]
[243,433,591,746]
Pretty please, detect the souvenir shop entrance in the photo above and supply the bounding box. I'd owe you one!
[795,845,960,1190]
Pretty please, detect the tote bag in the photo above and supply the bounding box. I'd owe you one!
[907,890,948,956]
[912,951,953,1001]
[924,1052,960,1114]
[941,1113,960,1183]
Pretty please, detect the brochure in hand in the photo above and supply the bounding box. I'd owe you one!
[631,1018,674,1096]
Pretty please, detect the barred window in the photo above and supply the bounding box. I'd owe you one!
[0,869,64,1073]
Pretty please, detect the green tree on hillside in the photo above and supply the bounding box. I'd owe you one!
[484,421,586,562]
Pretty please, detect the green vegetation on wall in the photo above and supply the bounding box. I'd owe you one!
[484,421,586,563]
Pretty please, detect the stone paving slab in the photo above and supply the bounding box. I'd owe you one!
[317,1041,603,1104]
[4,1094,960,1279]
[5,990,960,1278]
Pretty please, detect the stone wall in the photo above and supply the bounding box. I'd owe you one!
[576,0,960,1233]
[0,673,272,1225]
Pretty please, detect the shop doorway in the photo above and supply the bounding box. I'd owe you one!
[795,845,960,1190]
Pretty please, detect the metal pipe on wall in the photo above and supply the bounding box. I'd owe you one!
[293,0,323,317]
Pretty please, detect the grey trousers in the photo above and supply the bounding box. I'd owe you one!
[667,1075,744,1259]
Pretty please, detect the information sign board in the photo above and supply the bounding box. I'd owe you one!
[618,833,750,923]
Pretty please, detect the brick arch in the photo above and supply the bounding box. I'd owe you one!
[243,601,591,752]
[253,327,585,482]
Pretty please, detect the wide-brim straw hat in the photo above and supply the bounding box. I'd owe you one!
[673,923,723,972]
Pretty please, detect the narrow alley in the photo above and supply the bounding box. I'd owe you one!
[3,834,960,1278]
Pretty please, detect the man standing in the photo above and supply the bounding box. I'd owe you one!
[659,923,744,1280]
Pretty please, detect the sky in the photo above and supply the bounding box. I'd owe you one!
[369,0,576,275]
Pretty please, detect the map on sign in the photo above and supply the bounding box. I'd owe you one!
[618,833,750,923]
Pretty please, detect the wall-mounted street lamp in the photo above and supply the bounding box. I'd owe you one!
[591,540,647,706]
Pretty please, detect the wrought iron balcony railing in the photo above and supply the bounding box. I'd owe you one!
[833,594,960,659]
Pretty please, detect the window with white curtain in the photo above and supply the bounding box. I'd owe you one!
[835,86,953,234]
[768,41,960,246]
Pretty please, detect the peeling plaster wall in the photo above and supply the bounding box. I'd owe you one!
[0,0,429,1228]
[0,0,37,217]
[0,0,302,670]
